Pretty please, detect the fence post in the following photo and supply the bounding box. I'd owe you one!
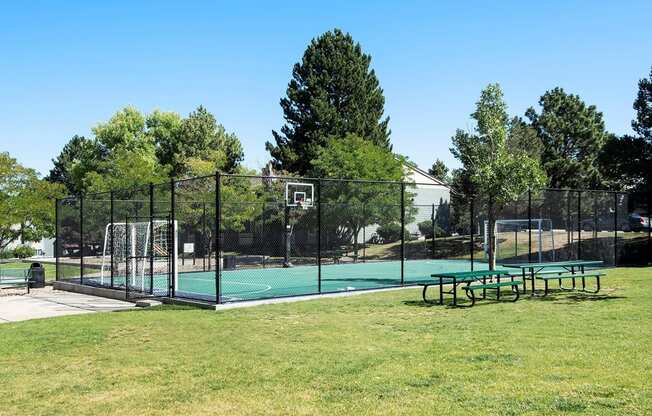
[528,190,532,263]
[202,202,207,272]
[470,198,475,271]
[261,201,266,269]
[317,179,321,293]
[55,198,59,281]
[215,172,221,304]
[431,203,436,259]
[614,192,618,267]
[149,183,154,295]
[80,194,84,285]
[400,182,405,285]
[577,191,582,260]
[170,179,176,297]
[362,203,366,262]
[110,191,114,288]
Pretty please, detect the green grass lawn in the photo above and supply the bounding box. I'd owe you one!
[1,268,651,415]
[0,261,69,281]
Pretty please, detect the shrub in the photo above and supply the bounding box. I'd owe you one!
[13,245,36,259]
[376,223,410,243]
[417,220,447,239]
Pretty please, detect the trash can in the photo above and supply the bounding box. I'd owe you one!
[29,262,45,288]
[223,255,236,270]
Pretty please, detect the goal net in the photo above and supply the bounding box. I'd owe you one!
[484,219,555,263]
[100,220,178,293]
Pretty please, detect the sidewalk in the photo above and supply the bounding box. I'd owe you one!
[0,286,135,323]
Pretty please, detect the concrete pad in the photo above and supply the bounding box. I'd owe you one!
[0,286,135,323]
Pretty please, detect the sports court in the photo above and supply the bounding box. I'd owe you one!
[84,259,484,302]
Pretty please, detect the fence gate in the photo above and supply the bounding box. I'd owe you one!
[124,215,174,300]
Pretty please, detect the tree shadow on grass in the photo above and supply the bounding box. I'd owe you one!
[520,290,626,304]
[402,290,625,308]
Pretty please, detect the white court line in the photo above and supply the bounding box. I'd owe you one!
[176,276,273,297]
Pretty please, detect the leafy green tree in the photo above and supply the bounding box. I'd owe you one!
[600,67,652,192]
[311,134,407,259]
[633,66,652,139]
[451,84,546,269]
[47,135,105,194]
[54,106,244,193]
[526,88,608,189]
[157,106,243,177]
[0,152,65,252]
[428,159,449,181]
[507,116,542,162]
[267,29,391,175]
[79,107,169,192]
[147,110,183,173]
[83,146,170,193]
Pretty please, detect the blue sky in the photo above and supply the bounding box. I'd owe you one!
[1,1,651,177]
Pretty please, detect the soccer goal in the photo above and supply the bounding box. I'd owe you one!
[484,219,555,263]
[100,220,178,293]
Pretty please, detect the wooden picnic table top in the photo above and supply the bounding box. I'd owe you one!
[501,260,604,269]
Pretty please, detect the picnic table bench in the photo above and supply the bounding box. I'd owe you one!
[418,269,521,307]
[502,260,604,296]
[0,271,30,294]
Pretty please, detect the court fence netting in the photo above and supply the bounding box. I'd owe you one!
[54,173,652,303]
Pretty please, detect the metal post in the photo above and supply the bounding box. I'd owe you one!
[317,180,322,293]
[125,215,129,298]
[577,191,582,260]
[400,182,405,285]
[149,183,154,295]
[362,203,366,262]
[261,202,266,269]
[470,198,475,271]
[202,202,207,272]
[79,194,84,285]
[55,198,59,281]
[215,172,221,304]
[567,192,571,256]
[614,192,618,266]
[431,203,436,259]
[170,179,176,297]
[528,190,532,263]
[110,191,114,288]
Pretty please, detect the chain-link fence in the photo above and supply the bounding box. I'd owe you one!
[55,174,652,303]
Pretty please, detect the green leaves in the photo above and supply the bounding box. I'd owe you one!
[0,152,65,251]
[267,29,391,175]
[526,87,608,189]
[49,106,244,194]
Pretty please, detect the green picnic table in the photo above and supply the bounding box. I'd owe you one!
[419,269,521,306]
[501,260,604,296]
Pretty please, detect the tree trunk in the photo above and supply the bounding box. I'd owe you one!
[488,197,496,270]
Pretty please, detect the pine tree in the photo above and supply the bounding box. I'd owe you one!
[266,29,390,175]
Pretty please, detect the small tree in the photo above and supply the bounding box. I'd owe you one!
[428,159,449,182]
[451,84,546,269]
[311,134,410,259]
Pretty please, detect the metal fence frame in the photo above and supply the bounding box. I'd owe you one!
[55,174,652,304]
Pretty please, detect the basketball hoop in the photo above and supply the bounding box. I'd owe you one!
[285,182,314,209]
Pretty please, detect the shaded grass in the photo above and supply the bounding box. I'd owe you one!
[1,268,651,415]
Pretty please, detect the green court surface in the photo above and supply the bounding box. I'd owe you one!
[88,259,485,302]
